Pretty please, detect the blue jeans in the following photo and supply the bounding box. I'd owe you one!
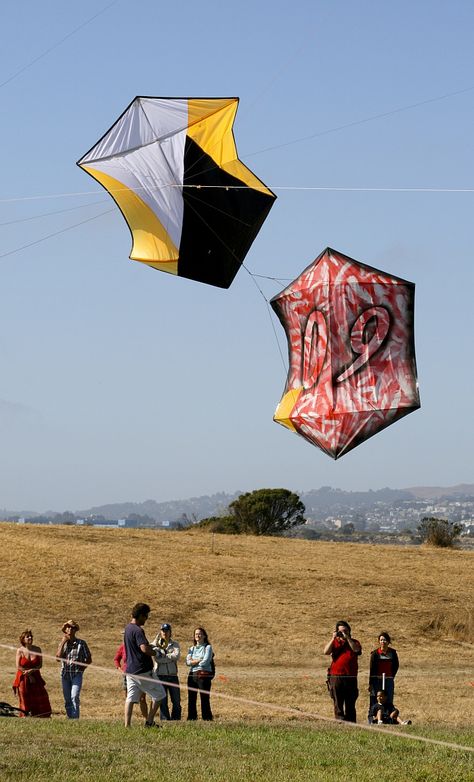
[61,671,83,719]
[158,675,181,720]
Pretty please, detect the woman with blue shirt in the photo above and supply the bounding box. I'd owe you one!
[186,627,213,721]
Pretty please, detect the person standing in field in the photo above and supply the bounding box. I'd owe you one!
[13,629,52,717]
[324,620,362,722]
[123,603,165,727]
[152,622,182,720]
[186,626,214,721]
[367,632,399,722]
[56,619,92,719]
[114,632,148,720]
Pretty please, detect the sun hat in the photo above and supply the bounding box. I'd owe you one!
[61,619,80,633]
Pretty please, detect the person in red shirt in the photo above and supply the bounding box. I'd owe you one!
[324,620,362,722]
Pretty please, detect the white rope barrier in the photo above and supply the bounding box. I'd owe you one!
[0,642,472,753]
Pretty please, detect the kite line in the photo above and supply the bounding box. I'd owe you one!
[1,181,473,258]
[0,199,109,227]
[0,209,114,260]
[2,184,474,207]
[243,84,474,158]
[0,1,121,90]
[0,642,472,754]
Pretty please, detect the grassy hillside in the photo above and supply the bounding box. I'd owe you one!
[0,523,472,727]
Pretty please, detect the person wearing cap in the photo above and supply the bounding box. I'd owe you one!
[324,620,362,722]
[152,623,181,720]
[123,603,166,727]
[56,619,92,719]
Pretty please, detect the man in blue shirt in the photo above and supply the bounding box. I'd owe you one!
[124,603,165,727]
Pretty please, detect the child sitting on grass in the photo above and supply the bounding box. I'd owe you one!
[371,690,412,725]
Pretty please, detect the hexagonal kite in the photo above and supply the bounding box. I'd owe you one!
[77,97,276,289]
[270,247,420,459]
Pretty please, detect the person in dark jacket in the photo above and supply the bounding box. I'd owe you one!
[368,632,399,722]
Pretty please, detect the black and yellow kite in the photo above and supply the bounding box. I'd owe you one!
[77,97,276,288]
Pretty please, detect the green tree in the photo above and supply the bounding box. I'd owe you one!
[341,522,355,536]
[227,488,305,536]
[418,517,462,548]
[195,515,242,534]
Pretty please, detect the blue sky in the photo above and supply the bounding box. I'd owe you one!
[0,1,473,511]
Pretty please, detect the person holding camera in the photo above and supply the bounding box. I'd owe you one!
[324,620,362,722]
[152,622,181,720]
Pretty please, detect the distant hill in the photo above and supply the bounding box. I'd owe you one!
[301,486,413,514]
[402,483,474,500]
[75,491,240,523]
[76,487,416,522]
[75,483,474,521]
[2,483,473,522]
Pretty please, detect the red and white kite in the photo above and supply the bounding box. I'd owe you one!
[270,247,421,459]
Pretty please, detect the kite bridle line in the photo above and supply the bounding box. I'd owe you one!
[171,186,289,379]
[181,187,255,229]
[0,642,472,754]
[241,263,289,377]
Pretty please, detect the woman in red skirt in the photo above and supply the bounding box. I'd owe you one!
[13,629,52,717]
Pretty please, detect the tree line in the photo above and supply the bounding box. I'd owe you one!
[197,489,463,547]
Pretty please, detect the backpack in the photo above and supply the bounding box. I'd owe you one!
[0,701,28,717]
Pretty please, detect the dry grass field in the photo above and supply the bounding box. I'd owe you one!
[0,523,472,728]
